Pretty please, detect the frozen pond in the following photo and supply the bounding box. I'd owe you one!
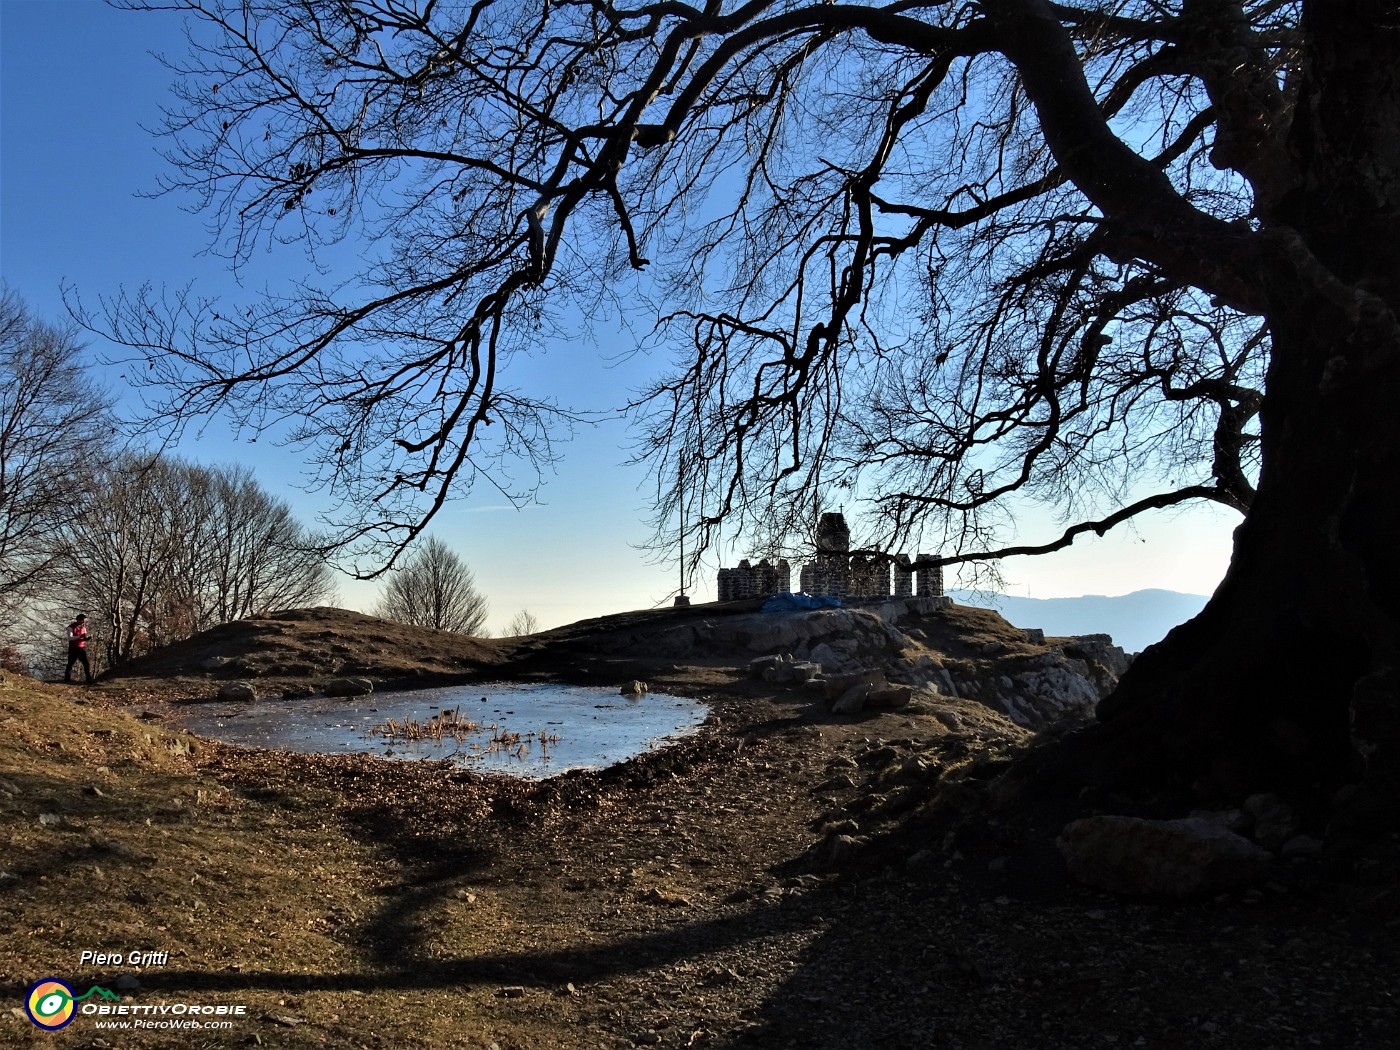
[175,682,709,779]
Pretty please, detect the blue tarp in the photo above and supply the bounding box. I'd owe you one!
[761,592,842,613]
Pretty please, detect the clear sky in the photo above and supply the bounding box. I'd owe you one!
[0,0,1237,632]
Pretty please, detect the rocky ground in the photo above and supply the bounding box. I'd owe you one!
[2,600,1397,1048]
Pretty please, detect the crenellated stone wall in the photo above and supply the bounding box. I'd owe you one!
[717,558,791,601]
[716,512,944,603]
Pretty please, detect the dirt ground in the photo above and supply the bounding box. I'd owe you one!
[2,605,1397,1048]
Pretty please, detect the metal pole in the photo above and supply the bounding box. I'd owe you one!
[679,452,685,597]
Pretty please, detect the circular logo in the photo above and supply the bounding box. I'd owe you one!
[25,978,76,1030]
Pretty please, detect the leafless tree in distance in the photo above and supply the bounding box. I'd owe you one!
[374,535,489,635]
[56,453,337,670]
[504,608,540,637]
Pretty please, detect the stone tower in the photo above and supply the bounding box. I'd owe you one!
[813,512,851,598]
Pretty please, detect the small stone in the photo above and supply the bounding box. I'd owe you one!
[1280,835,1323,859]
[865,683,914,707]
[499,985,526,998]
[1058,815,1274,897]
[824,669,889,700]
[748,654,789,679]
[640,887,691,907]
[831,683,869,715]
[1332,782,1363,806]
[323,676,374,698]
[1188,808,1250,834]
[825,833,869,865]
[703,967,743,986]
[1243,793,1299,852]
[932,709,962,730]
[883,754,936,784]
[218,681,257,702]
[857,744,902,767]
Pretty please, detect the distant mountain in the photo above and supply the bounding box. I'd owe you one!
[948,588,1210,654]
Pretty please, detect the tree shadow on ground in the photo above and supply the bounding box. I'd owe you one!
[0,893,811,999]
[726,867,1400,1050]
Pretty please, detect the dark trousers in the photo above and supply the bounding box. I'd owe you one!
[65,644,92,682]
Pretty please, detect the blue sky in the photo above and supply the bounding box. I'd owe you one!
[0,0,1237,632]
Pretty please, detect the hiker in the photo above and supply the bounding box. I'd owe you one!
[64,613,93,683]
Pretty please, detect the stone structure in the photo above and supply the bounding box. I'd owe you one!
[715,512,944,603]
[716,558,791,602]
[893,559,914,597]
[915,557,944,598]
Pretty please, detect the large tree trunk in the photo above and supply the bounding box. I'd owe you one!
[1027,2,1400,809]
[1053,307,1399,803]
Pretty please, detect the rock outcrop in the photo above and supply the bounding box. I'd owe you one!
[656,598,1125,727]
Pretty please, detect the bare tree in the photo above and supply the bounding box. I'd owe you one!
[56,453,337,669]
[0,287,115,633]
[374,535,488,634]
[58,454,185,668]
[197,463,340,625]
[504,608,539,637]
[101,1,1400,797]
